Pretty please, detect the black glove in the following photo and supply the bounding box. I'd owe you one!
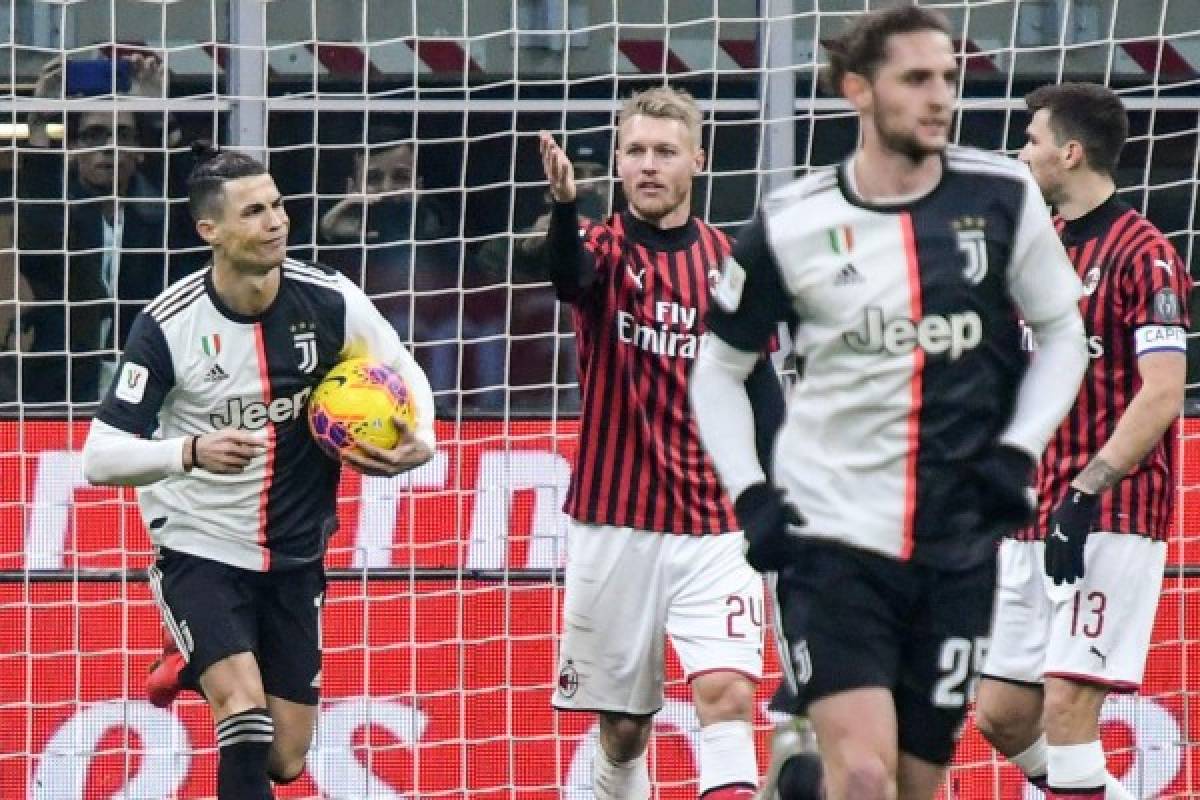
[1044,488,1099,585]
[735,482,805,573]
[972,444,1037,533]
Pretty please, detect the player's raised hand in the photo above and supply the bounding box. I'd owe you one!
[539,131,576,203]
[342,417,434,477]
[192,429,267,474]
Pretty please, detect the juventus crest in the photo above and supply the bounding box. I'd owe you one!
[294,331,318,373]
[953,216,989,285]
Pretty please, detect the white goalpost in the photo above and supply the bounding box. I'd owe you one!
[0,1,1198,797]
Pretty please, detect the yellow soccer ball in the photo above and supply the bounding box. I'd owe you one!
[307,358,415,459]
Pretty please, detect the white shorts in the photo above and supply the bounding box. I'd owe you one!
[552,522,765,714]
[984,534,1166,691]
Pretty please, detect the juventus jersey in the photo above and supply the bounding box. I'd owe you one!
[707,147,1083,566]
[96,259,419,572]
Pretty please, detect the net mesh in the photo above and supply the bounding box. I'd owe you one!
[0,0,1197,797]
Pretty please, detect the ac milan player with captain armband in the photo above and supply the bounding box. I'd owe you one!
[975,82,1192,800]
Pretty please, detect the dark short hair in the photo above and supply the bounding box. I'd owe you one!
[1025,82,1128,176]
[187,141,269,220]
[825,4,953,96]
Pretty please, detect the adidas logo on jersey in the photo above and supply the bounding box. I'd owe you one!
[834,263,864,286]
[204,364,230,383]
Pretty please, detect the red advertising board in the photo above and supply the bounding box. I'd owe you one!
[1,419,1198,797]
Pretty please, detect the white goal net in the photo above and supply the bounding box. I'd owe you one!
[0,0,1198,797]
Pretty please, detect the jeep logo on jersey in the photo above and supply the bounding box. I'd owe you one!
[210,386,313,430]
[294,331,318,373]
[844,307,983,361]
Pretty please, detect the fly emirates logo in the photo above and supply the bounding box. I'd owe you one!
[616,301,699,358]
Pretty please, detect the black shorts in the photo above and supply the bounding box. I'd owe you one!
[774,539,997,765]
[148,548,326,706]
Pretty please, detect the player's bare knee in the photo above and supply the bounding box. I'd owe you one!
[267,757,305,785]
[598,712,652,762]
[1042,681,1105,739]
[974,701,1036,756]
[692,675,755,724]
[839,754,891,800]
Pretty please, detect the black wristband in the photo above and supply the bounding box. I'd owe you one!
[189,435,199,471]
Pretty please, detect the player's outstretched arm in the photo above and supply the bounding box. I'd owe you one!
[534,131,600,302]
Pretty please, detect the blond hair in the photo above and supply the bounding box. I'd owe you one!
[618,86,702,149]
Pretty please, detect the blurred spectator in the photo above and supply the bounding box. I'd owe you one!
[0,211,33,407]
[319,132,504,412]
[476,132,612,411]
[17,53,203,406]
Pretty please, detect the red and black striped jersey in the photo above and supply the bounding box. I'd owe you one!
[1020,196,1191,542]
[562,210,741,534]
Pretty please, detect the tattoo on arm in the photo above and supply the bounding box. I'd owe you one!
[1072,457,1123,494]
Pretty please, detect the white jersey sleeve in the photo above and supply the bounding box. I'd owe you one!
[337,274,437,451]
[1000,168,1087,457]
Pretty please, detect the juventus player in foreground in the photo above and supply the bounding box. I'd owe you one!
[692,7,1088,800]
[540,87,783,800]
[82,145,435,799]
[975,83,1191,800]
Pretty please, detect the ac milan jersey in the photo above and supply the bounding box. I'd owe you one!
[564,211,741,534]
[706,147,1083,567]
[1020,196,1191,542]
[95,259,418,572]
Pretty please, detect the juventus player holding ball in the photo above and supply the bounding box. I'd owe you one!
[82,145,435,799]
[975,83,1191,800]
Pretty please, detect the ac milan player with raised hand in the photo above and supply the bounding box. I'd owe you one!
[691,7,1088,800]
[539,86,784,800]
[975,83,1191,800]
[80,145,435,799]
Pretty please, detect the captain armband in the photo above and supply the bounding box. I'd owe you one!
[1134,325,1187,356]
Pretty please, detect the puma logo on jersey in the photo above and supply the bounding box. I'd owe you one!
[844,307,982,361]
[1050,527,1069,543]
[626,266,646,290]
[210,386,313,430]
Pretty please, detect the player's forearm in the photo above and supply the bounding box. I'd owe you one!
[83,419,188,486]
[691,334,766,500]
[1073,371,1185,494]
[541,201,598,301]
[1000,309,1088,458]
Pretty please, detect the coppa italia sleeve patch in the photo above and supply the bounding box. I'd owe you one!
[714,256,746,312]
[114,362,149,404]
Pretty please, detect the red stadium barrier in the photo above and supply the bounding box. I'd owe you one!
[1,419,1197,797]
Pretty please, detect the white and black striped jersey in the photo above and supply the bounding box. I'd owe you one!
[706,146,1084,567]
[95,258,428,572]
